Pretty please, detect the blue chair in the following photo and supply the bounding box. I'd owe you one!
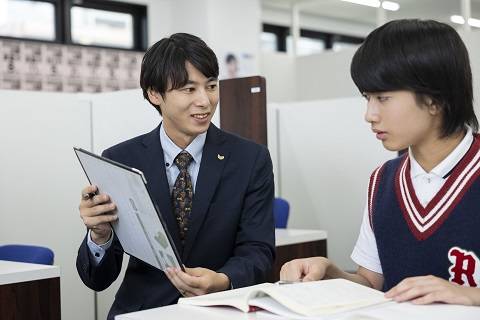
[273,197,290,228]
[0,244,54,265]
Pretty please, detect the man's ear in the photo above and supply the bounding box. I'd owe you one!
[147,89,163,106]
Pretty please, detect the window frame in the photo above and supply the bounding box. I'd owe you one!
[0,0,148,51]
[262,23,364,53]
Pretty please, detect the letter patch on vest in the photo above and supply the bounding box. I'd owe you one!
[448,247,479,287]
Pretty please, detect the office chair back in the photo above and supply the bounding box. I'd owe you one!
[0,244,54,265]
[273,197,290,228]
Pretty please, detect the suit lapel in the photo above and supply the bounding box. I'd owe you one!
[183,125,229,260]
[141,125,183,255]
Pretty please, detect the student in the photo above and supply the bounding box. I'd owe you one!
[76,33,275,319]
[281,19,480,306]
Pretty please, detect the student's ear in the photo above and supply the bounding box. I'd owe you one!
[424,96,440,116]
[147,89,164,106]
[428,102,441,116]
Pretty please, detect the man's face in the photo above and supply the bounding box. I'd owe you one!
[148,61,219,148]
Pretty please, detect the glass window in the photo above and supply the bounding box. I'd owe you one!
[261,32,278,52]
[332,41,360,52]
[0,0,55,41]
[286,36,326,56]
[71,6,134,49]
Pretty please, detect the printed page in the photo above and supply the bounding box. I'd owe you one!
[262,279,390,317]
[75,148,181,271]
[178,283,274,312]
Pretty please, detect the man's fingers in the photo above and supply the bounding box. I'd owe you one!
[83,214,118,228]
[81,203,116,218]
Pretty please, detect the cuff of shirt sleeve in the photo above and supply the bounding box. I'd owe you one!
[86,229,113,265]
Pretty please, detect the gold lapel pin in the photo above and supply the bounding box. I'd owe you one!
[217,154,225,160]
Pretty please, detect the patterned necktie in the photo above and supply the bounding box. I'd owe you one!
[172,151,194,243]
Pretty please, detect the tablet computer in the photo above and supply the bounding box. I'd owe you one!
[74,147,183,272]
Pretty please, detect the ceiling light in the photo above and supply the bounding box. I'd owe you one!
[382,1,399,11]
[341,0,400,11]
[451,15,466,24]
[468,17,480,28]
[341,0,381,8]
[450,15,480,28]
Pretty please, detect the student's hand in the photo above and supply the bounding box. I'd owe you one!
[165,267,230,297]
[280,257,330,282]
[385,275,480,306]
[79,185,117,244]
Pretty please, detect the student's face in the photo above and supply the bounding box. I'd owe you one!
[363,90,441,151]
[148,62,218,148]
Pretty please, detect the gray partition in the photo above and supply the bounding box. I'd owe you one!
[270,97,395,271]
[0,90,94,320]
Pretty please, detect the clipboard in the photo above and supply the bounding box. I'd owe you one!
[74,147,183,272]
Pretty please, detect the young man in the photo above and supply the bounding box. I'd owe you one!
[76,33,275,319]
[281,19,480,306]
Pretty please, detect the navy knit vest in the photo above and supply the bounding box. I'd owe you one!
[369,135,480,291]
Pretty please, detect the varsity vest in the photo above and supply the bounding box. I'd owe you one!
[368,135,480,291]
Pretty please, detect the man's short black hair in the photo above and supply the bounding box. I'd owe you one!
[351,19,478,137]
[140,33,219,114]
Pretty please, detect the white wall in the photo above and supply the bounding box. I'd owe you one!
[0,91,95,320]
[296,47,359,101]
[270,97,395,270]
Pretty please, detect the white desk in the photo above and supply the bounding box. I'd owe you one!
[116,301,480,320]
[275,229,327,247]
[0,260,61,320]
[0,260,60,285]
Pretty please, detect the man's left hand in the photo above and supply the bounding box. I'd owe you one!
[165,267,230,297]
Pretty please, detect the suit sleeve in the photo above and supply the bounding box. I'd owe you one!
[75,148,125,291]
[217,146,276,288]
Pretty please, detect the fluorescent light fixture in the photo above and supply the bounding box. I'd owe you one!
[341,0,380,8]
[382,1,399,11]
[450,15,480,28]
[341,0,400,11]
[468,17,480,28]
[451,15,465,24]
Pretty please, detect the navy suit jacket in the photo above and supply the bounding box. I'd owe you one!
[76,124,275,319]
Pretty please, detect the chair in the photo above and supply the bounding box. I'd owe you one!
[0,244,54,265]
[273,197,290,228]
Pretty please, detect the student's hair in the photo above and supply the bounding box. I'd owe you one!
[351,19,478,137]
[140,33,219,114]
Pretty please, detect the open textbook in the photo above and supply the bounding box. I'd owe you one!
[178,279,390,319]
[74,147,183,272]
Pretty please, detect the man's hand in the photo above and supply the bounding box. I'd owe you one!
[79,185,117,244]
[386,275,480,306]
[165,267,230,297]
[280,257,330,282]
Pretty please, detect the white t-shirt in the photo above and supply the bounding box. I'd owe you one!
[351,128,474,274]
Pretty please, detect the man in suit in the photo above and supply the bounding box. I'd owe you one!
[76,33,275,319]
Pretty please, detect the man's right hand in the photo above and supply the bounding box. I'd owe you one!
[79,185,117,244]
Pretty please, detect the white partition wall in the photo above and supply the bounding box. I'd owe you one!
[89,89,159,320]
[270,97,396,271]
[0,90,95,320]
